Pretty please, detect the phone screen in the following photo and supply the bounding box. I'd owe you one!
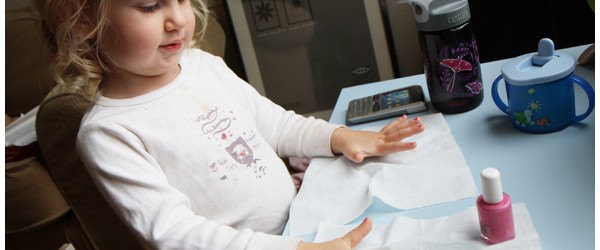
[380,89,410,109]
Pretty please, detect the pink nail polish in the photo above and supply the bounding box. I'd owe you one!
[477,168,515,244]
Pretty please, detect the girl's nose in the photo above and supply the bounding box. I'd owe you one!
[165,5,187,31]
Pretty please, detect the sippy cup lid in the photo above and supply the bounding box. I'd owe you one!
[501,38,575,86]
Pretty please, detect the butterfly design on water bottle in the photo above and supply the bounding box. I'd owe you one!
[440,58,472,92]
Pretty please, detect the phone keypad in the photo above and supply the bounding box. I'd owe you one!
[347,96,374,118]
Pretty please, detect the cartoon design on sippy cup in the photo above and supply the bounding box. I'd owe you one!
[513,90,549,128]
[514,109,534,127]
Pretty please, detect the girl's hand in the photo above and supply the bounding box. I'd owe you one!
[296,217,372,250]
[331,115,425,163]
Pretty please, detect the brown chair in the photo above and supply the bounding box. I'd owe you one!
[5,6,72,250]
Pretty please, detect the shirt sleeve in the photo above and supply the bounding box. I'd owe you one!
[77,122,301,250]
[204,53,342,158]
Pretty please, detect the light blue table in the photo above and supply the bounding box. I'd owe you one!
[292,45,595,249]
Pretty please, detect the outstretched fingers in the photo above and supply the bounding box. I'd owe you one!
[381,117,425,142]
[380,114,410,132]
[377,140,418,154]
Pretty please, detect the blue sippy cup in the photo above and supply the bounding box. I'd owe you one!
[491,38,595,133]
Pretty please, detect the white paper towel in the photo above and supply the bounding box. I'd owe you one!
[313,203,540,250]
[288,113,478,236]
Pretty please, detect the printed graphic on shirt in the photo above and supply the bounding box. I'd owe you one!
[192,107,267,182]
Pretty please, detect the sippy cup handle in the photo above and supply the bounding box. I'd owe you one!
[491,75,509,114]
[571,75,595,123]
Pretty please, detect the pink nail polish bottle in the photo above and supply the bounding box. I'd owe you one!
[476,168,515,244]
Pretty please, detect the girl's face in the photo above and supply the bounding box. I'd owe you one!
[100,0,196,93]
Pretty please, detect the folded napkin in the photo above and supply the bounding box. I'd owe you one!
[313,203,540,250]
[288,113,478,236]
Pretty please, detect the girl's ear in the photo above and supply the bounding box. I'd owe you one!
[75,5,101,41]
[74,22,91,38]
[75,17,103,43]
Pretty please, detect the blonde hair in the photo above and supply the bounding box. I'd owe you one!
[34,0,209,102]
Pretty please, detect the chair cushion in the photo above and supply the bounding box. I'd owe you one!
[5,155,70,233]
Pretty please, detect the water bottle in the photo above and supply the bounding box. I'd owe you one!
[408,0,483,113]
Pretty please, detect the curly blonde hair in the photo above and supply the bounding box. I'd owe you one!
[33,0,209,102]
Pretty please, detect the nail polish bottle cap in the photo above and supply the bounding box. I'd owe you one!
[480,168,504,204]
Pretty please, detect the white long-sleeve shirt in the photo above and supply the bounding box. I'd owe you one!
[77,49,340,250]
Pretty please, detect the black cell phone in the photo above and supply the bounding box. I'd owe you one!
[346,85,427,125]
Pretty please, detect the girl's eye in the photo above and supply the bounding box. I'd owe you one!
[139,3,160,12]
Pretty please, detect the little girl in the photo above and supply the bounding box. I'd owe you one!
[34,0,425,249]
